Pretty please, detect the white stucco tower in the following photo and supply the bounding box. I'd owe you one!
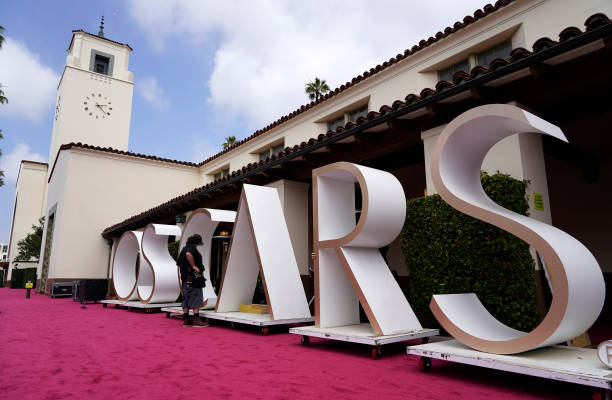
[48,28,134,164]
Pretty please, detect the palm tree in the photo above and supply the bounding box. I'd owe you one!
[305,77,330,102]
[0,130,4,187]
[0,26,5,187]
[0,26,6,105]
[222,136,236,149]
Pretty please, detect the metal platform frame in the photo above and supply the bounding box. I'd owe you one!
[407,339,612,399]
[101,299,181,313]
[161,306,209,318]
[290,323,439,359]
[200,311,314,335]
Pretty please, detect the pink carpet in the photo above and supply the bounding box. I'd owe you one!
[0,288,591,399]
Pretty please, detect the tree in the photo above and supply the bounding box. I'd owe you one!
[13,217,45,262]
[0,26,6,187]
[305,77,330,102]
[222,136,236,149]
[0,130,4,187]
[0,85,7,105]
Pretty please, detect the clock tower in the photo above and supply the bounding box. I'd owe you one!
[48,23,134,164]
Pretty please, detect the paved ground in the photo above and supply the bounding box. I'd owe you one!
[0,288,594,399]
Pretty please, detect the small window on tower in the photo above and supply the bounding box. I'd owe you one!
[94,54,110,75]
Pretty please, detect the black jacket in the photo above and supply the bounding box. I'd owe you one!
[177,244,204,282]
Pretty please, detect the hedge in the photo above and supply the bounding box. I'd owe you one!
[168,241,180,261]
[401,172,539,332]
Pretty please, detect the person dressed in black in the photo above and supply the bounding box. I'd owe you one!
[177,234,208,327]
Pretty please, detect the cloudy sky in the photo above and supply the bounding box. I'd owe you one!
[0,0,487,243]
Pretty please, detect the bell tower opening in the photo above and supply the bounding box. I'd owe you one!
[94,54,109,75]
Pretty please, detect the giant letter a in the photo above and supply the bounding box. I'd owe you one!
[215,184,311,320]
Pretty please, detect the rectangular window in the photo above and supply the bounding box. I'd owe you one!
[271,143,284,155]
[258,142,285,161]
[349,105,368,122]
[477,40,512,66]
[2,245,7,252]
[214,168,229,180]
[439,59,470,81]
[94,54,110,75]
[327,116,345,131]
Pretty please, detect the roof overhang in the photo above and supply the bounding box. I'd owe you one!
[102,13,612,239]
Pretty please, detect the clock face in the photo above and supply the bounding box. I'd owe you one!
[83,92,113,119]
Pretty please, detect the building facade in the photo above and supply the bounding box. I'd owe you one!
[4,0,611,328]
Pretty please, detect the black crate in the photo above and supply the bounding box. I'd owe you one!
[72,281,80,301]
[78,279,108,304]
[51,282,72,298]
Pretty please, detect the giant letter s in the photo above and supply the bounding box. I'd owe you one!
[430,104,605,354]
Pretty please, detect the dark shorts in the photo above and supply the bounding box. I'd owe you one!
[181,281,204,309]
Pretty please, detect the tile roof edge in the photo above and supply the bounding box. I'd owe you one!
[20,160,49,167]
[101,12,611,237]
[47,142,197,183]
[69,30,134,51]
[193,0,517,168]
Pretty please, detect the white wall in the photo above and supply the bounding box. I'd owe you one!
[7,162,47,279]
[42,148,200,280]
[49,32,134,165]
[49,67,134,165]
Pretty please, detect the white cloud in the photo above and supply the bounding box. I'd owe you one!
[0,143,46,182]
[129,0,487,130]
[191,137,219,163]
[137,77,169,110]
[0,38,59,121]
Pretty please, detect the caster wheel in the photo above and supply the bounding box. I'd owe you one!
[371,346,382,359]
[230,322,235,329]
[592,389,610,400]
[301,335,310,346]
[261,327,269,336]
[165,312,170,318]
[421,337,430,344]
[418,357,432,372]
[103,303,107,308]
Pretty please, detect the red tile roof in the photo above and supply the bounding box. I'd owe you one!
[47,142,197,183]
[102,12,612,238]
[194,0,518,166]
[68,30,133,51]
[57,0,518,178]
[21,160,48,167]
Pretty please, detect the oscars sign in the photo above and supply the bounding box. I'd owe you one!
[112,209,236,305]
[429,104,605,354]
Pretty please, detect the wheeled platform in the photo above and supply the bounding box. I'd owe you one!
[161,306,207,318]
[407,339,612,397]
[101,299,181,313]
[290,324,439,359]
[200,311,314,335]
